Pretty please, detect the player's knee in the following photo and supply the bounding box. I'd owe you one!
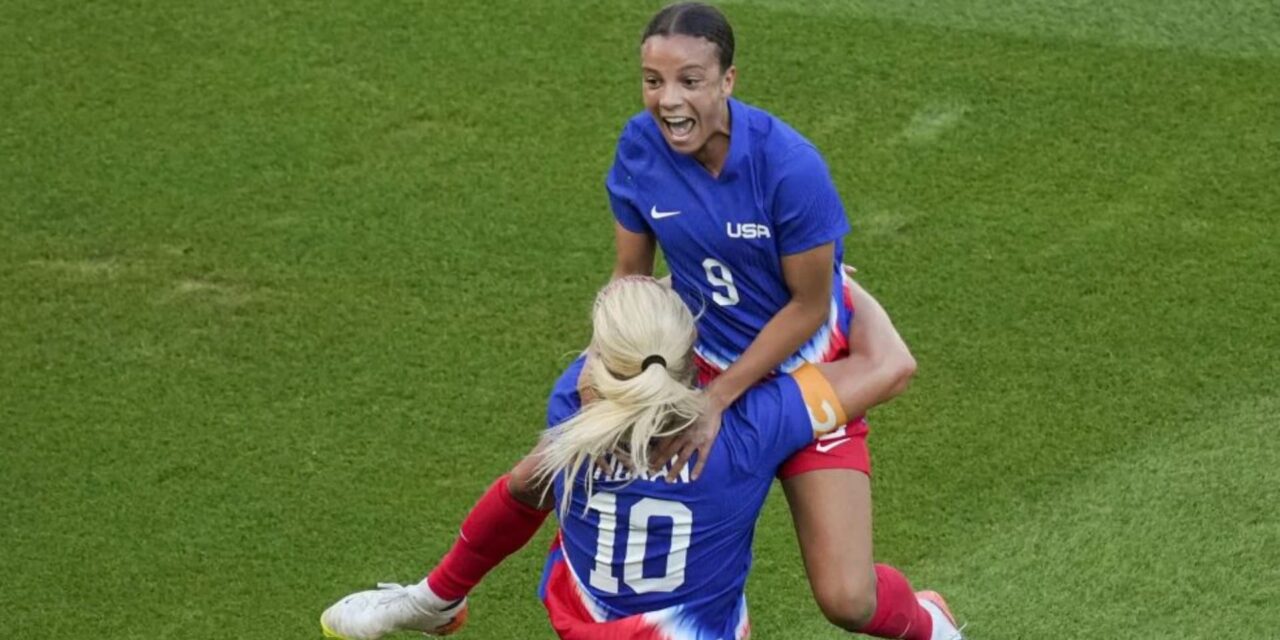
[813,573,877,631]
[506,464,544,509]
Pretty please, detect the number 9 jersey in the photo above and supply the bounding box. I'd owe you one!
[539,356,848,639]
[607,98,852,375]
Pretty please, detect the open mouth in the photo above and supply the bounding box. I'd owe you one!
[662,116,695,141]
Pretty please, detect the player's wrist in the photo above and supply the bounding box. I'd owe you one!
[702,383,736,411]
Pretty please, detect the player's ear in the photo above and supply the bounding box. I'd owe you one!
[721,65,736,97]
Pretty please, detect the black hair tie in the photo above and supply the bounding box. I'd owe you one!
[642,355,667,370]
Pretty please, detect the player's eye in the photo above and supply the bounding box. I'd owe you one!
[644,77,661,89]
[681,77,702,88]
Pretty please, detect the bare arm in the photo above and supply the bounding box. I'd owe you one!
[704,243,835,410]
[662,243,833,479]
[812,280,916,420]
[612,222,656,279]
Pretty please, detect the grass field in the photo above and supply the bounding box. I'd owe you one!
[2,1,1278,638]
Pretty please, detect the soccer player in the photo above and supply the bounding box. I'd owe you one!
[603,4,958,638]
[322,277,961,639]
[324,3,964,638]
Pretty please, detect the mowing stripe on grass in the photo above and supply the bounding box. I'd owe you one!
[727,0,1280,59]
[916,395,1280,638]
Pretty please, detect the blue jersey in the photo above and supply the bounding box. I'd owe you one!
[607,99,852,373]
[541,357,842,639]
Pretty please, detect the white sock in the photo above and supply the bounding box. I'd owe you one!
[410,580,462,610]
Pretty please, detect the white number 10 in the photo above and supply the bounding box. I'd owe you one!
[587,492,693,595]
[702,258,740,306]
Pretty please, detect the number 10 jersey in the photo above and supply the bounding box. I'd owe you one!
[540,356,846,639]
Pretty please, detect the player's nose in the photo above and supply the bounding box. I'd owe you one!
[658,85,683,110]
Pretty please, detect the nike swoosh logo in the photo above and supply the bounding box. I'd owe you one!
[815,438,851,453]
[650,205,682,219]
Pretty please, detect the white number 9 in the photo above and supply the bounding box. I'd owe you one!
[701,258,740,306]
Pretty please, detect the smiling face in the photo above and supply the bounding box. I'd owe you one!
[641,33,736,172]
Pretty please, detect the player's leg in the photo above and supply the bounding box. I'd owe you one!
[779,459,875,628]
[780,272,960,639]
[321,453,552,639]
[426,452,552,600]
[780,465,960,639]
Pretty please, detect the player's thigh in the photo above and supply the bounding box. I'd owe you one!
[781,468,875,611]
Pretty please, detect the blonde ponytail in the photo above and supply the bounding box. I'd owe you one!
[536,277,705,513]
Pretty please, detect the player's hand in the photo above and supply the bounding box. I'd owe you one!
[656,400,724,481]
[595,451,636,477]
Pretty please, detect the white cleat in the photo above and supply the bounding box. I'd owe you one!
[917,590,964,640]
[321,582,468,639]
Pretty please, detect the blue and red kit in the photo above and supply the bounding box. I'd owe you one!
[539,357,847,639]
[607,98,871,479]
[607,98,852,374]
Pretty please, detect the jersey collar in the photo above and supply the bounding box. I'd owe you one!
[719,97,749,181]
[664,97,749,182]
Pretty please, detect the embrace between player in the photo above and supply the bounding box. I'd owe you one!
[323,3,963,639]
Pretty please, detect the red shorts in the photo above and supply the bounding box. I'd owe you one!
[780,415,870,479]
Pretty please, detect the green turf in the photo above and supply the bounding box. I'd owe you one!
[2,1,1277,638]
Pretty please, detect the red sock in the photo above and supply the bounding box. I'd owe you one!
[858,564,934,640]
[425,475,550,601]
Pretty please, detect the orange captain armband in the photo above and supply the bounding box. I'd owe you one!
[790,364,848,436]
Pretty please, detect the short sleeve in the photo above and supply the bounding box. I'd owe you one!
[606,125,650,235]
[771,144,851,256]
[546,357,587,429]
[722,365,850,475]
[722,377,817,476]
